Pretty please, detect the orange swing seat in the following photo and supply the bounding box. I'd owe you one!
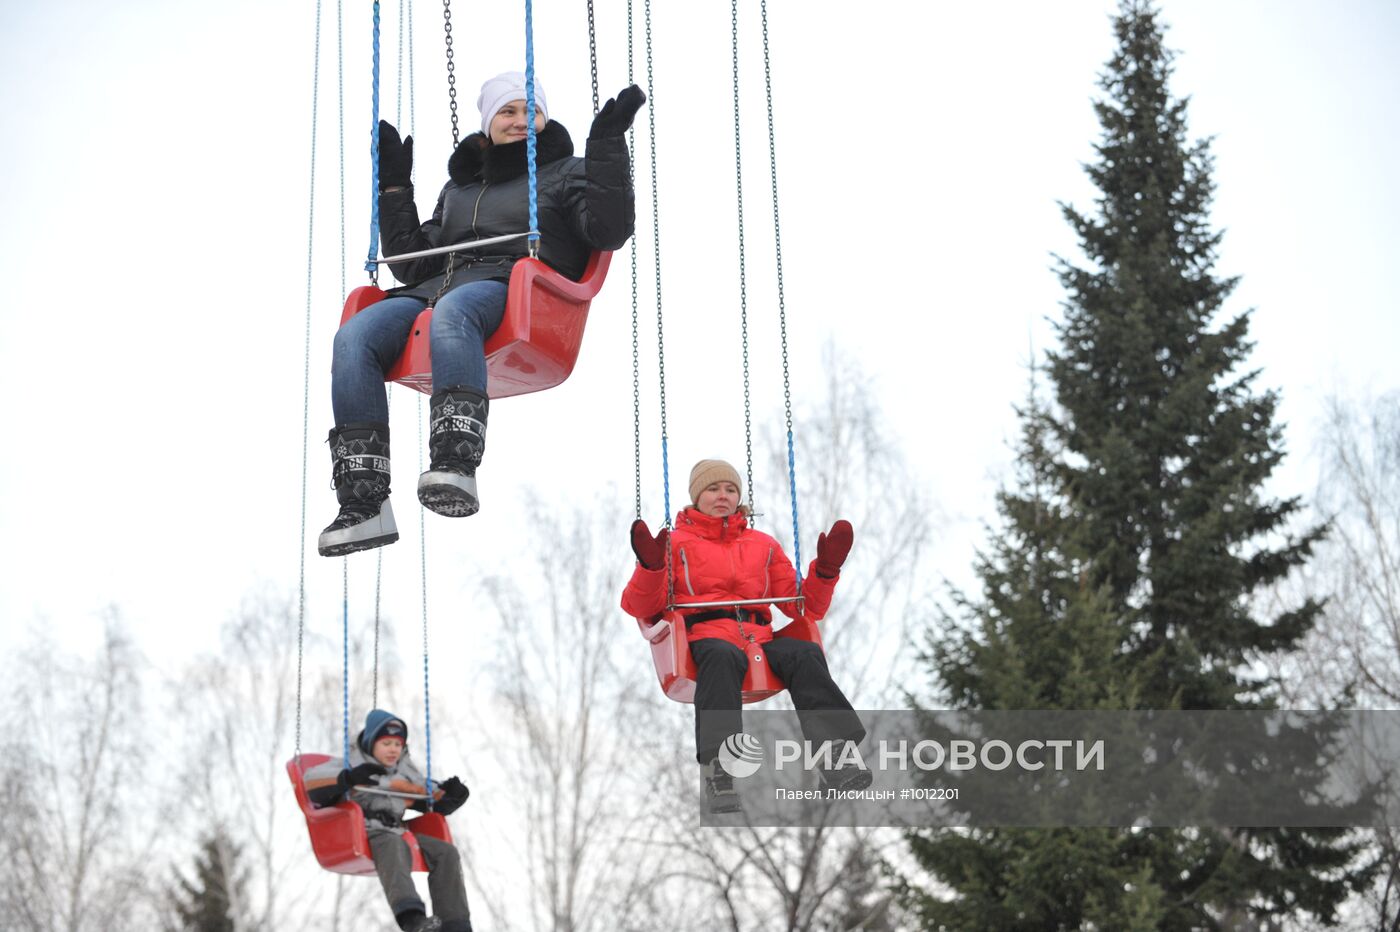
[636,610,825,704]
[286,754,453,876]
[340,251,611,399]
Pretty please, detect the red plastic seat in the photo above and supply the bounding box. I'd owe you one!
[287,753,453,876]
[636,610,825,704]
[340,251,611,399]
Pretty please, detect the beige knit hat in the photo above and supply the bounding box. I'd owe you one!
[689,459,742,504]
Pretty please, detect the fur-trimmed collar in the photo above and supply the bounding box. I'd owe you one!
[447,121,575,186]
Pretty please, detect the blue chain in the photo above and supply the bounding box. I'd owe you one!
[662,434,671,525]
[524,0,540,254]
[422,608,434,808]
[366,1,381,279]
[342,560,351,764]
[760,0,802,589]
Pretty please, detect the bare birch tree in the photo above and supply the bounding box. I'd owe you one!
[462,491,686,932]
[1263,391,1400,930]
[0,615,162,932]
[167,589,388,931]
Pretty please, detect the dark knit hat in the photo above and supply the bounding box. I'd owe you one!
[360,708,408,753]
[689,459,742,504]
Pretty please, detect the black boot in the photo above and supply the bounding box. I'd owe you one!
[418,387,488,517]
[817,740,873,793]
[703,759,743,814]
[399,914,442,932]
[398,911,442,932]
[317,423,399,556]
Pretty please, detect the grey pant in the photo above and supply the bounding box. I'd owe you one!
[368,828,471,929]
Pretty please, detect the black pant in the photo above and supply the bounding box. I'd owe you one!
[691,636,865,764]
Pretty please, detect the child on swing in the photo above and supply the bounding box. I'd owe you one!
[305,709,472,932]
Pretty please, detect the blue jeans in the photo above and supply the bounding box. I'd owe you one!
[331,280,510,424]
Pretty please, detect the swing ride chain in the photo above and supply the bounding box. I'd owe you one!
[759,0,803,582]
[625,0,642,519]
[443,0,460,146]
[368,0,381,286]
[296,0,327,764]
[730,0,755,520]
[644,0,671,524]
[419,394,435,810]
[373,550,383,708]
[396,0,404,125]
[587,0,601,114]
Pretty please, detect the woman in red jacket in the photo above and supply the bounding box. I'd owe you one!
[622,459,869,813]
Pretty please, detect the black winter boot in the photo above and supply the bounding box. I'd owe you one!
[418,387,488,517]
[817,740,873,793]
[703,759,743,814]
[317,423,399,556]
[397,911,442,932]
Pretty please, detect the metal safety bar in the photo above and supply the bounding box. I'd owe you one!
[663,596,803,611]
[350,786,433,800]
[370,230,539,265]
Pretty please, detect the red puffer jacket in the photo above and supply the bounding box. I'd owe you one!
[621,507,838,650]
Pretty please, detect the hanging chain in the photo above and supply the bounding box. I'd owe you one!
[342,559,351,764]
[418,393,434,807]
[337,0,352,760]
[759,0,801,581]
[396,0,404,125]
[296,0,327,764]
[443,0,459,146]
[373,549,383,707]
[338,0,346,300]
[367,0,382,285]
[644,0,671,526]
[730,0,754,519]
[625,0,642,519]
[587,0,601,114]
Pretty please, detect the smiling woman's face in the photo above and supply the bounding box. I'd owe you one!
[489,100,547,145]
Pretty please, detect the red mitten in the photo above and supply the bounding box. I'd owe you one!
[630,519,670,570]
[814,519,854,578]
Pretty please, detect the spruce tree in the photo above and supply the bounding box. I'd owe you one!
[901,2,1373,928]
[163,829,248,932]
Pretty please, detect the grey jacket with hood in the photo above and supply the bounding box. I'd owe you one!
[304,710,451,834]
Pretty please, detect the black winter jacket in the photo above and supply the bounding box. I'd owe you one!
[379,121,633,301]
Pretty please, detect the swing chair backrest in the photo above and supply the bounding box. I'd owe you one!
[286,754,452,876]
[340,251,612,399]
[636,609,825,704]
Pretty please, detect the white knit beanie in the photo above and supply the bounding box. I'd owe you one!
[477,71,549,135]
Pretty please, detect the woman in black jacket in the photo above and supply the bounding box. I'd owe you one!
[320,72,642,557]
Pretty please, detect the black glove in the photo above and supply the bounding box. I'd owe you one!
[589,85,646,139]
[434,775,470,815]
[378,120,414,190]
[338,761,387,790]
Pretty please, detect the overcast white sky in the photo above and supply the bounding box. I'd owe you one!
[3,0,1398,686]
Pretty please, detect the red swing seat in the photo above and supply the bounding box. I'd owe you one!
[340,251,611,399]
[636,610,825,704]
[286,754,453,876]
